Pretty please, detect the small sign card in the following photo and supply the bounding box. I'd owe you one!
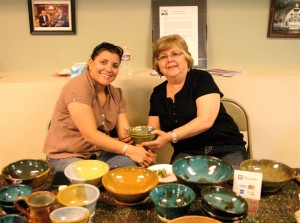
[233,170,263,200]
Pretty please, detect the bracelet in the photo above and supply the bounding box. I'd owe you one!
[171,130,178,143]
[122,143,129,155]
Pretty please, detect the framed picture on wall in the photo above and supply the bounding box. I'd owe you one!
[28,0,76,35]
[152,0,207,68]
[267,0,300,38]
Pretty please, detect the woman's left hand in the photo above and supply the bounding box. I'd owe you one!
[140,129,171,150]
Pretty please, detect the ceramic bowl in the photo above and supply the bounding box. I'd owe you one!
[102,166,159,205]
[50,206,90,223]
[168,216,222,223]
[128,126,157,144]
[240,159,295,193]
[201,186,248,217]
[64,160,109,187]
[0,203,20,214]
[149,183,195,221]
[57,184,100,216]
[0,214,26,223]
[1,159,50,189]
[0,184,32,206]
[172,156,234,189]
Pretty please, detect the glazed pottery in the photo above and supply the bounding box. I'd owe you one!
[240,159,294,193]
[2,159,50,189]
[149,183,195,221]
[102,166,158,205]
[14,191,55,223]
[64,160,109,187]
[57,184,100,216]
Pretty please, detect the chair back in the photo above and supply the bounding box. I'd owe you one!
[221,98,252,159]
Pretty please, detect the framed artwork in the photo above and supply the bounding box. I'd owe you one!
[27,0,76,35]
[152,0,207,68]
[267,0,300,38]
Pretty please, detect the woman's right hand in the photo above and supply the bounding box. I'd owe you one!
[125,145,157,168]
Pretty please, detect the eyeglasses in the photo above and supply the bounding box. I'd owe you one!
[157,51,183,62]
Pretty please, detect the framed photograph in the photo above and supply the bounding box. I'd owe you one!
[267,0,300,38]
[27,0,76,35]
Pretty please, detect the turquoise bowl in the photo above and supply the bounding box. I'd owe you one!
[2,159,50,189]
[0,214,26,223]
[0,185,32,206]
[201,186,248,217]
[172,156,234,189]
[149,183,195,221]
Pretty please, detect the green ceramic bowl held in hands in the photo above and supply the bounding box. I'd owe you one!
[128,126,157,144]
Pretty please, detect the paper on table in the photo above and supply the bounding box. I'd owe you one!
[200,68,246,77]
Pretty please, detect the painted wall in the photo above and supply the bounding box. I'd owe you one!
[0,0,299,72]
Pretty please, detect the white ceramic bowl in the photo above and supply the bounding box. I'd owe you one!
[50,206,90,223]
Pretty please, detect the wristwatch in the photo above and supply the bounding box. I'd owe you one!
[171,131,178,143]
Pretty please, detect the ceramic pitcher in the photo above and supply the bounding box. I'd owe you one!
[14,191,55,223]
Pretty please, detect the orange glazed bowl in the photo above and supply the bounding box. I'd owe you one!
[102,166,159,205]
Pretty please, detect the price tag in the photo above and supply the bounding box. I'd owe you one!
[233,170,263,200]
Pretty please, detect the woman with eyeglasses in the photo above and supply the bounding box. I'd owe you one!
[141,34,247,167]
[44,42,156,173]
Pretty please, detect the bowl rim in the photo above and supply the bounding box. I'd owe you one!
[50,206,90,219]
[201,185,248,215]
[172,155,234,184]
[128,125,156,136]
[64,160,110,181]
[1,159,51,181]
[102,166,159,195]
[57,183,100,206]
[239,158,295,183]
[149,183,196,208]
[168,215,222,223]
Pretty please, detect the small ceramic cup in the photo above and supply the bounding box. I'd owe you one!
[14,191,56,223]
[50,206,90,223]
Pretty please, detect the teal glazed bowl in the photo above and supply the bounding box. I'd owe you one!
[172,156,234,189]
[2,159,50,190]
[0,185,32,206]
[149,183,195,221]
[0,214,26,223]
[128,126,157,144]
[240,159,294,193]
[201,186,248,218]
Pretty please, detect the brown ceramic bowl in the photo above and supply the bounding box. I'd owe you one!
[1,159,50,190]
[128,126,157,144]
[240,159,294,193]
[102,166,159,205]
